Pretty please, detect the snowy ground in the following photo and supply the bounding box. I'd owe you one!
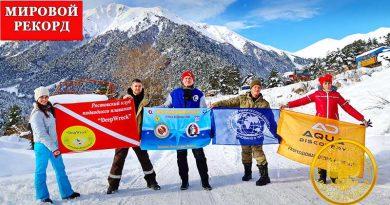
[1,65,390,204]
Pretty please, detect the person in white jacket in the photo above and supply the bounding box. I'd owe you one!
[29,86,80,203]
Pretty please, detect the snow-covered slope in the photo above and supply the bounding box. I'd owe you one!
[295,27,390,59]
[1,65,389,204]
[83,3,298,58]
[83,4,173,38]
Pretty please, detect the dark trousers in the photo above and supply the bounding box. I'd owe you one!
[177,148,209,183]
[108,147,156,189]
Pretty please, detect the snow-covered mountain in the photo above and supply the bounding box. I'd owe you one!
[294,27,390,59]
[82,4,296,58]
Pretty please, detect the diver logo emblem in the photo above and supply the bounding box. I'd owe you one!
[154,123,169,139]
[186,123,200,137]
[61,126,96,152]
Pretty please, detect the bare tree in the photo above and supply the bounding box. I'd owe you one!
[114,44,170,103]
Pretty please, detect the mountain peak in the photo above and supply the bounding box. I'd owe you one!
[81,4,298,57]
[294,27,390,59]
[83,4,177,37]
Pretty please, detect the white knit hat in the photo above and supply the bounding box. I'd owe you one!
[34,86,49,101]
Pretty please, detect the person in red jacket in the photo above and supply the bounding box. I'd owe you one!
[281,73,371,183]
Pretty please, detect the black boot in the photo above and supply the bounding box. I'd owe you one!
[242,163,252,181]
[107,186,118,194]
[201,178,212,191]
[256,163,271,186]
[64,192,80,200]
[107,177,120,194]
[180,180,189,190]
[145,172,161,190]
[41,198,53,204]
[317,168,327,184]
[147,182,161,190]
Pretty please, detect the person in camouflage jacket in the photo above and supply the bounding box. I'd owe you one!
[212,79,271,186]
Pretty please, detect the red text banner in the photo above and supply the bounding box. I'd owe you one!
[54,99,139,153]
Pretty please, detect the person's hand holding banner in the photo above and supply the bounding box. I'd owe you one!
[53,149,61,158]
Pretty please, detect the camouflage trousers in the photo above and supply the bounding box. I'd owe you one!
[241,145,267,165]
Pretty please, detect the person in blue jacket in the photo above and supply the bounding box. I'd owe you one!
[29,86,80,203]
[162,70,212,190]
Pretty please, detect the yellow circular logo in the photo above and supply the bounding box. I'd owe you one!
[61,126,96,152]
[310,139,378,205]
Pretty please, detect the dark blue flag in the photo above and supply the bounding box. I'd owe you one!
[212,108,280,145]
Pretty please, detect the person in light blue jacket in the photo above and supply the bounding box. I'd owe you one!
[29,86,80,204]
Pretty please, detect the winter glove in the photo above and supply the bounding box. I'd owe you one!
[53,149,61,158]
[361,119,372,127]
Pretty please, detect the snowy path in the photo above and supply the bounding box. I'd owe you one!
[1,138,389,205]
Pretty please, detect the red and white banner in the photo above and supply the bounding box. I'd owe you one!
[0,0,83,40]
[54,99,139,153]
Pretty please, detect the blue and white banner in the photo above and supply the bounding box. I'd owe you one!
[212,108,280,145]
[141,108,212,150]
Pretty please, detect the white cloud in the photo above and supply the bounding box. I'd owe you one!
[224,21,259,30]
[83,0,235,22]
[251,0,320,21]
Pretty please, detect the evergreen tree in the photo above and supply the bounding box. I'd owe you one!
[208,66,241,94]
[267,69,283,88]
[2,105,24,135]
[372,38,379,47]
[385,33,390,46]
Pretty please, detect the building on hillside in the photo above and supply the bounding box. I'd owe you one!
[285,69,311,83]
[356,46,390,68]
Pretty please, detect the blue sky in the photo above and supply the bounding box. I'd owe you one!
[84,0,390,52]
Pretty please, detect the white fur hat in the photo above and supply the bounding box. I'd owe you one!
[34,86,49,101]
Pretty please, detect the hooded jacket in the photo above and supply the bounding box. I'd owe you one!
[287,88,364,121]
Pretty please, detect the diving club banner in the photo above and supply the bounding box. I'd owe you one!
[54,99,140,153]
[277,110,365,169]
[141,108,212,150]
[212,108,280,145]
